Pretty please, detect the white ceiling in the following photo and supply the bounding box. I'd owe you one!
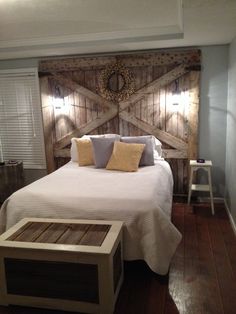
[0,0,235,60]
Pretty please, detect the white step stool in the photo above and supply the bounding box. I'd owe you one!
[187,160,214,215]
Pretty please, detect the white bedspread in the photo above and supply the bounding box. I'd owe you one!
[0,161,182,275]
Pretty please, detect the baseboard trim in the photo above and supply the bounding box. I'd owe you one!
[197,196,236,236]
[224,199,236,236]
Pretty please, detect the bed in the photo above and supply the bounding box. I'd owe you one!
[0,158,181,275]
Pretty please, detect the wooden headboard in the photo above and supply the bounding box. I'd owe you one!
[39,49,201,194]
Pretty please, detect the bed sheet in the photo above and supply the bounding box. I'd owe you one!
[0,161,181,274]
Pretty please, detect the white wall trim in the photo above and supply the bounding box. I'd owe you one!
[224,199,236,236]
[197,196,236,236]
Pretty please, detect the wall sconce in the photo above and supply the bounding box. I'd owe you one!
[53,85,64,109]
[172,80,181,106]
[54,97,64,109]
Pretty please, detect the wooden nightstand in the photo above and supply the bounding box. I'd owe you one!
[187,160,214,215]
[0,161,24,204]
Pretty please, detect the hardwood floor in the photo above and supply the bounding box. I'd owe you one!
[0,201,235,314]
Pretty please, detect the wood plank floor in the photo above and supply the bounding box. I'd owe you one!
[0,201,235,314]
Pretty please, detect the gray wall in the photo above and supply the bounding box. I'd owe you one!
[199,46,229,196]
[0,47,230,194]
[225,36,236,223]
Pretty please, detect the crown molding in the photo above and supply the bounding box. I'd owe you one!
[0,0,184,60]
[0,24,183,49]
[0,25,184,60]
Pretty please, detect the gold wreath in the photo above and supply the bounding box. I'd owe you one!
[98,62,135,102]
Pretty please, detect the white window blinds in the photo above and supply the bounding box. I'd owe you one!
[0,68,46,169]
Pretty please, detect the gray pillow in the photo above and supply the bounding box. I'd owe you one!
[121,136,154,166]
[91,137,120,168]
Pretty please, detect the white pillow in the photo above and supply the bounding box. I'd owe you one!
[70,134,121,162]
[70,138,77,162]
[153,136,162,157]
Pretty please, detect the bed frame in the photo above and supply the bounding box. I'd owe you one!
[39,49,201,194]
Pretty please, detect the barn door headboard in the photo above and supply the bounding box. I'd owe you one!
[39,49,201,194]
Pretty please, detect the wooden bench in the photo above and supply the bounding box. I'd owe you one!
[0,218,124,314]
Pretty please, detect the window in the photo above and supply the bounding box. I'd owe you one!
[0,68,46,169]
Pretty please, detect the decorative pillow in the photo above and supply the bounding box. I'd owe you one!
[121,136,154,166]
[75,139,94,166]
[122,135,162,159]
[71,135,104,162]
[91,137,120,168]
[106,141,145,172]
[104,134,121,140]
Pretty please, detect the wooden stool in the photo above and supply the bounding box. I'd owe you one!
[187,160,214,215]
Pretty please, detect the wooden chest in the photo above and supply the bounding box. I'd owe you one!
[0,218,123,314]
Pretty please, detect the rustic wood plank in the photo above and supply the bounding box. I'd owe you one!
[169,204,185,314]
[188,71,200,159]
[177,76,187,141]
[119,110,187,151]
[39,56,117,72]
[183,209,202,314]
[208,213,236,314]
[120,64,189,111]
[147,275,168,314]
[183,159,189,194]
[72,70,87,127]
[39,50,200,72]
[217,214,236,278]
[118,50,201,68]
[34,223,69,243]
[79,224,111,246]
[195,209,224,313]
[8,222,52,243]
[54,106,118,150]
[54,148,70,158]
[160,87,166,132]
[51,72,116,110]
[7,222,33,242]
[176,160,183,194]
[56,224,91,245]
[162,149,187,159]
[40,76,56,173]
[84,71,93,124]
[165,81,178,139]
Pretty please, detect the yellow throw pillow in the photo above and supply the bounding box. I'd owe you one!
[75,139,94,166]
[106,141,145,172]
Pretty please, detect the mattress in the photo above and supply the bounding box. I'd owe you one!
[0,160,182,275]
